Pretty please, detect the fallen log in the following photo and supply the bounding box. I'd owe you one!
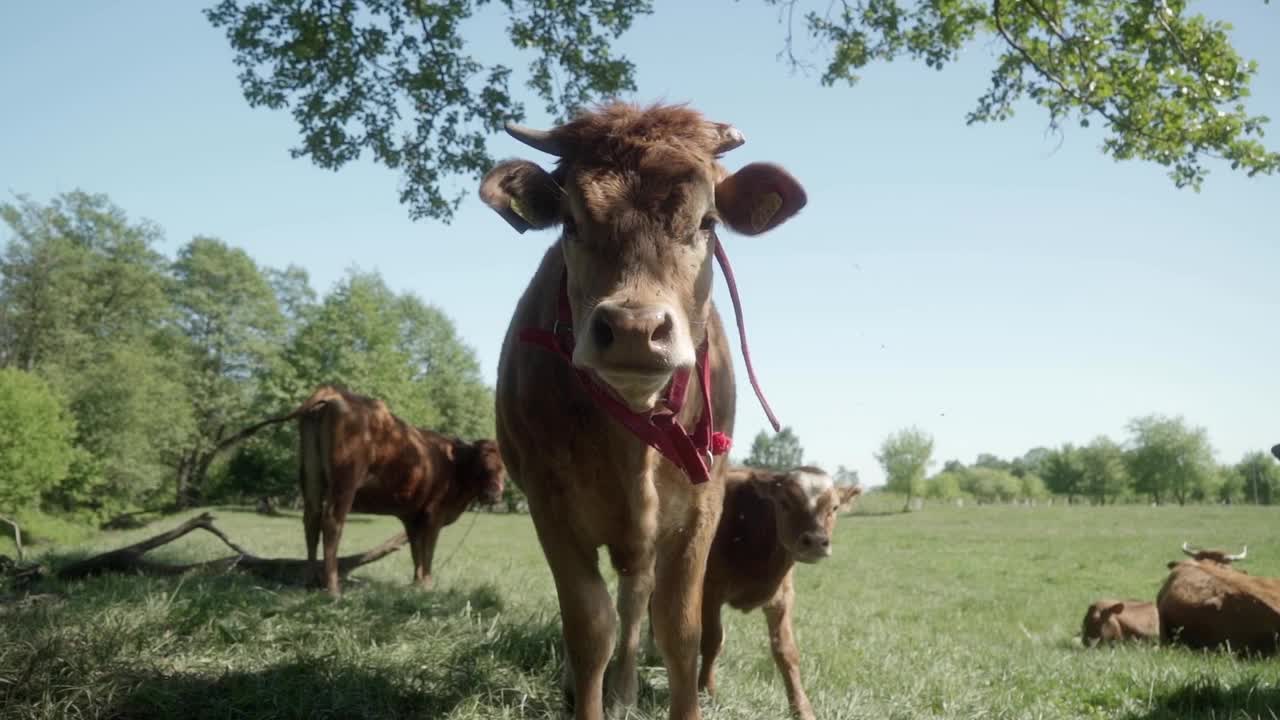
[57,512,408,586]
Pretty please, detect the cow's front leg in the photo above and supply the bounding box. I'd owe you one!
[697,596,724,696]
[538,521,616,720]
[763,571,814,720]
[413,519,442,590]
[651,507,718,720]
[607,550,655,713]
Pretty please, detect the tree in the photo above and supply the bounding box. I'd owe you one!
[834,465,860,487]
[1012,446,1051,478]
[1041,444,1085,502]
[743,427,805,470]
[1079,436,1129,504]
[926,471,962,501]
[876,427,934,510]
[207,1,1278,223]
[0,369,76,513]
[1,191,188,517]
[169,237,286,506]
[1124,414,1215,505]
[1234,450,1280,505]
[1021,474,1049,502]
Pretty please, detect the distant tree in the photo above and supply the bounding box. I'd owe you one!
[743,427,805,471]
[1012,446,1051,479]
[169,237,286,506]
[0,369,76,513]
[1216,464,1247,505]
[973,453,1011,472]
[833,465,860,487]
[1020,474,1049,502]
[1,192,189,516]
[876,427,934,511]
[926,471,963,501]
[1079,436,1128,504]
[1041,444,1085,503]
[207,1,1279,222]
[961,466,1021,503]
[1124,415,1215,506]
[1234,450,1280,505]
[942,459,966,474]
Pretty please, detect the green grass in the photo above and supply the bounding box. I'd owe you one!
[2,505,1279,719]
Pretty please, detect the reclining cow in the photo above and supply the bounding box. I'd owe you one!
[1157,542,1280,655]
[696,466,861,720]
[1080,599,1159,645]
[224,384,505,596]
[482,102,806,720]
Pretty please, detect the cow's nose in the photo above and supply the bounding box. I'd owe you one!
[589,303,676,366]
[800,533,831,551]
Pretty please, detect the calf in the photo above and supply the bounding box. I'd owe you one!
[484,102,806,720]
[225,385,505,595]
[1080,599,1159,645]
[697,466,861,720]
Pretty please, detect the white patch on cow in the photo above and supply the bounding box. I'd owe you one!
[792,470,833,510]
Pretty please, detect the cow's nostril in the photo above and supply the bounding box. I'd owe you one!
[650,313,674,344]
[591,314,614,350]
[799,536,812,548]
[819,537,831,548]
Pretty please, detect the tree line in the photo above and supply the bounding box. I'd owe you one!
[0,191,496,529]
[744,419,1280,508]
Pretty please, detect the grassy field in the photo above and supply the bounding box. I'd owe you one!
[3,504,1279,719]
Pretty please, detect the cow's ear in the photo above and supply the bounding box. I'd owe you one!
[480,159,562,233]
[715,162,807,236]
[838,484,863,506]
[1102,602,1125,616]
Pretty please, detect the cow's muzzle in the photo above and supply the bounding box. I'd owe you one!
[574,301,694,408]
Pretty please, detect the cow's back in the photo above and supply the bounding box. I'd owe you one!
[1158,561,1280,654]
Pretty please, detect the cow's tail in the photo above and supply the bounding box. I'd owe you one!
[210,387,344,461]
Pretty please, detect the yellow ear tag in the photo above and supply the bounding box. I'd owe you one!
[750,192,782,232]
[509,197,534,225]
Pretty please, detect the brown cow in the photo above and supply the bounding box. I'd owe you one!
[224,385,504,596]
[483,102,806,720]
[697,466,861,720]
[1080,599,1159,645]
[1157,543,1280,654]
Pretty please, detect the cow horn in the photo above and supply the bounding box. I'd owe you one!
[710,122,745,154]
[1181,542,1198,557]
[1226,545,1248,562]
[504,122,563,156]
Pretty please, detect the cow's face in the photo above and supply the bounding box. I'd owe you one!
[1081,601,1127,645]
[761,468,862,564]
[461,439,505,505]
[481,103,806,410]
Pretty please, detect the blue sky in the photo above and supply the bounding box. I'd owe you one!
[2,2,1277,486]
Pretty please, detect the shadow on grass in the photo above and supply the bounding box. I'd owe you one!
[3,579,567,719]
[1124,677,1280,720]
[104,614,566,719]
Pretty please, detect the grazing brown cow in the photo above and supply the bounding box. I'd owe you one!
[1157,543,1280,654]
[224,385,504,596]
[483,102,806,720]
[1080,599,1159,645]
[697,466,861,720]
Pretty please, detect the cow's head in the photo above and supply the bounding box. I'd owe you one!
[456,438,506,505]
[1180,542,1247,566]
[758,467,861,564]
[1081,600,1128,646]
[481,102,806,410]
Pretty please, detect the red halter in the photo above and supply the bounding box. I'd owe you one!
[518,239,779,484]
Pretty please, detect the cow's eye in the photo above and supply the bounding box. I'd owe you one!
[699,215,716,233]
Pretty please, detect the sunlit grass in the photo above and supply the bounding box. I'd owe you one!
[2,505,1278,719]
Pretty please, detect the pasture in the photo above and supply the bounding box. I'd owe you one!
[3,504,1278,719]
